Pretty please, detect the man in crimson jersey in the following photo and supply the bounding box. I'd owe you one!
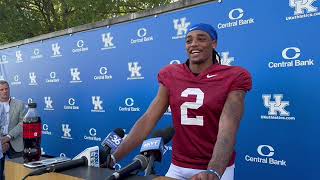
[111,23,252,180]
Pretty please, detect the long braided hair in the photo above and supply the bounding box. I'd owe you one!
[213,48,221,65]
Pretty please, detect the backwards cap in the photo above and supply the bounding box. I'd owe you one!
[186,23,217,40]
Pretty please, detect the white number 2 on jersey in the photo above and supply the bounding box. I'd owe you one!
[180,88,204,126]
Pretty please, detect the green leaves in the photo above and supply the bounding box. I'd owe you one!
[0,0,171,45]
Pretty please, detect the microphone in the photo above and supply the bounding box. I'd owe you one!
[100,128,125,168]
[105,127,174,180]
[23,146,100,179]
[101,128,125,155]
[106,154,148,180]
[142,127,175,175]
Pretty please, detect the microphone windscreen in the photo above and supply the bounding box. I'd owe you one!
[162,127,175,144]
[151,129,163,138]
[152,127,174,144]
[113,128,125,138]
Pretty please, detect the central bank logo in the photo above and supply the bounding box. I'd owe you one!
[84,128,102,141]
[101,32,116,50]
[286,0,319,20]
[70,68,82,83]
[91,96,105,112]
[169,60,181,64]
[28,72,38,86]
[119,98,140,112]
[64,98,80,110]
[172,17,191,39]
[268,47,315,68]
[11,75,21,85]
[61,124,72,139]
[220,51,234,66]
[31,48,43,59]
[42,124,52,135]
[72,40,89,53]
[46,72,60,83]
[261,94,295,120]
[245,145,287,166]
[218,8,254,29]
[131,28,153,44]
[15,51,23,63]
[27,98,33,104]
[44,96,54,111]
[127,62,144,80]
[0,55,8,64]
[93,67,112,80]
[51,43,62,58]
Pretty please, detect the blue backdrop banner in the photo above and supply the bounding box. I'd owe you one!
[0,0,319,179]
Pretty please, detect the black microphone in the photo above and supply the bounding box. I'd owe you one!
[106,154,149,180]
[160,127,175,144]
[101,128,125,155]
[24,157,87,177]
[100,128,125,168]
[143,127,175,175]
[22,146,100,179]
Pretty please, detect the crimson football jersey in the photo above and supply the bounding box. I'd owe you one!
[158,62,252,170]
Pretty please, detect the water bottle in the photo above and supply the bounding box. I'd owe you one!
[23,102,42,163]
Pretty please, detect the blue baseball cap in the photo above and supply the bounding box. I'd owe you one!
[186,23,218,40]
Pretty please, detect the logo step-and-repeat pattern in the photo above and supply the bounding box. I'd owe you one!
[0,0,319,179]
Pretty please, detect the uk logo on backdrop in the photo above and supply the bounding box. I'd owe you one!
[0,55,8,64]
[172,17,191,39]
[72,40,89,53]
[42,124,52,135]
[131,28,153,44]
[70,68,82,83]
[93,67,112,80]
[286,0,320,20]
[91,96,105,112]
[31,48,43,59]
[44,96,54,111]
[11,75,21,85]
[119,98,140,112]
[220,51,234,66]
[64,98,80,110]
[127,62,144,80]
[244,145,287,166]
[261,94,295,120]
[61,124,72,139]
[45,72,60,83]
[84,128,102,141]
[101,32,116,50]
[28,72,38,86]
[268,47,315,69]
[217,8,255,29]
[51,43,62,58]
[15,51,23,63]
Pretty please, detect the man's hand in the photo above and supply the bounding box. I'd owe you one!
[191,171,219,180]
[100,154,115,169]
[1,136,10,144]
[2,143,10,153]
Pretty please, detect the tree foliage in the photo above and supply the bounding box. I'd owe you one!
[0,0,172,45]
